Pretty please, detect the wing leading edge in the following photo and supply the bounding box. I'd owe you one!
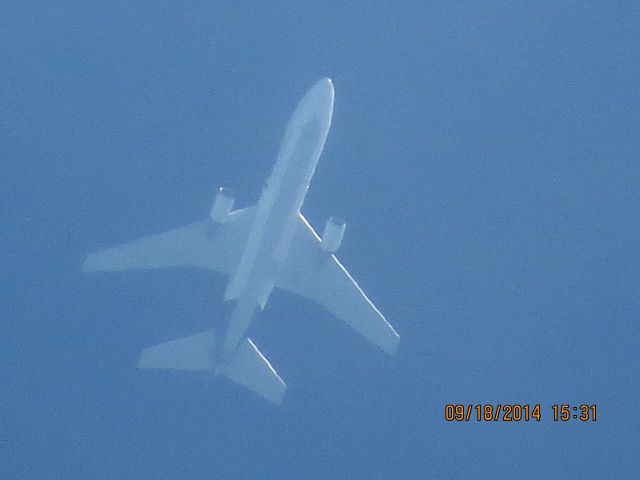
[276,214,400,356]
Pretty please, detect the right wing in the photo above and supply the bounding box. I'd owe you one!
[275,214,399,356]
[83,207,255,275]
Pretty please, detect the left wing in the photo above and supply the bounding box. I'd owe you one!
[275,214,399,355]
[83,207,255,275]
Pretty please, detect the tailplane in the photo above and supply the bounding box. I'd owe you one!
[138,329,286,405]
[216,338,286,405]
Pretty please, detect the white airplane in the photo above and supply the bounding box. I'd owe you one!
[83,78,399,405]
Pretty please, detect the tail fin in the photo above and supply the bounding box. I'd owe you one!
[138,330,286,405]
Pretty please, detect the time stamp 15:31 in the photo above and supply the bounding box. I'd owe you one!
[444,404,597,422]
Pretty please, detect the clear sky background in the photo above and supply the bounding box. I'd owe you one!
[2,2,638,478]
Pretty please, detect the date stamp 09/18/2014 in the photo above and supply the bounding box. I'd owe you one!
[444,404,597,423]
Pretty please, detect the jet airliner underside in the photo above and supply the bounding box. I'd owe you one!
[83,78,399,405]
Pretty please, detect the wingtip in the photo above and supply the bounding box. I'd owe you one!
[384,334,400,357]
[82,253,100,272]
[81,255,92,272]
[137,348,151,369]
[272,387,287,406]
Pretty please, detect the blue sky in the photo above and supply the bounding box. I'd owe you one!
[2,2,639,478]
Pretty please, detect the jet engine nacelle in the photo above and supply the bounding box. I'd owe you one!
[210,187,235,224]
[321,216,346,253]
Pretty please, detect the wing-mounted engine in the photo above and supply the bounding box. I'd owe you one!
[321,216,346,253]
[210,187,235,223]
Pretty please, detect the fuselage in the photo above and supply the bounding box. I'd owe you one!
[221,78,335,353]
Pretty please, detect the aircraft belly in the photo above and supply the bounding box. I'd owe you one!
[225,101,333,306]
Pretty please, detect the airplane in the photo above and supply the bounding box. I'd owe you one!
[83,78,399,405]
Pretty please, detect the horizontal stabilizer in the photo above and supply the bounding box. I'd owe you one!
[218,338,286,405]
[138,330,216,371]
[138,330,286,405]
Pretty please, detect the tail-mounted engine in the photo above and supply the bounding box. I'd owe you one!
[210,187,235,223]
[321,216,346,253]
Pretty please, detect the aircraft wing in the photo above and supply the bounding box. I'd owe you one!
[275,214,399,355]
[83,207,255,275]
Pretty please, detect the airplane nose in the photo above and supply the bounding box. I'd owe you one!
[293,78,335,124]
[318,77,333,95]
[309,77,334,108]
